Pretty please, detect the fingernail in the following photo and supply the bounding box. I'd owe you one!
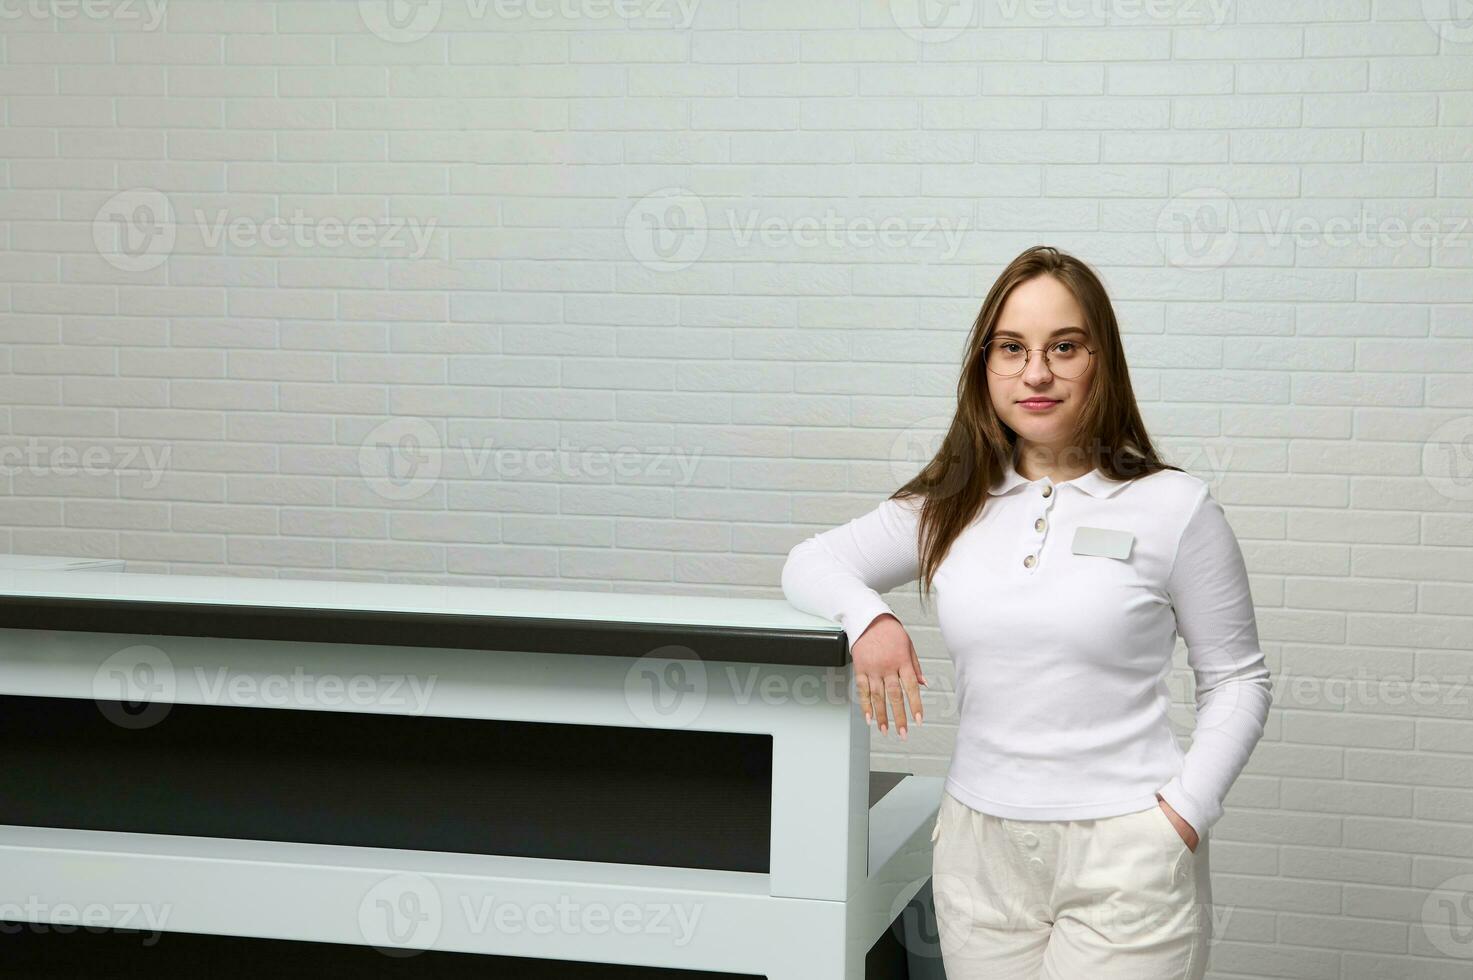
[899,728,907,740]
[916,713,923,724]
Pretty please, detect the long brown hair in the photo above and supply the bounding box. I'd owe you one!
[894,245,1181,602]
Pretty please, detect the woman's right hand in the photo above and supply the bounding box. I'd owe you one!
[851,613,927,739]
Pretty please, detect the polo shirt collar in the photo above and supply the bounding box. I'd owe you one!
[989,452,1132,499]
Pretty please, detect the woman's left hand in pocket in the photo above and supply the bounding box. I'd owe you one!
[1156,794,1199,853]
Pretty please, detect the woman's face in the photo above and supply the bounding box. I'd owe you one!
[985,274,1097,459]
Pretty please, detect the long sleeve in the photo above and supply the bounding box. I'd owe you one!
[1155,485,1274,838]
[780,495,924,651]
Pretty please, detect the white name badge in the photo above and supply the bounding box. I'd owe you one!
[1072,526,1135,560]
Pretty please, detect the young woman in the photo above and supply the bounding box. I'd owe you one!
[781,245,1273,979]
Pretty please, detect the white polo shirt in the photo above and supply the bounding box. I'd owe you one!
[780,453,1274,837]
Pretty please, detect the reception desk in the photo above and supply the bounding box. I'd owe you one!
[0,570,942,978]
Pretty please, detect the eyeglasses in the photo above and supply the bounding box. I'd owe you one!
[982,338,1095,380]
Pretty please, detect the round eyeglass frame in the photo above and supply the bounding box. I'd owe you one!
[982,338,1097,380]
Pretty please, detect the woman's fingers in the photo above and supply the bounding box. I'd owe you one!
[855,662,924,737]
[868,672,889,733]
[909,642,927,687]
[854,673,873,725]
[885,674,907,739]
[900,666,923,726]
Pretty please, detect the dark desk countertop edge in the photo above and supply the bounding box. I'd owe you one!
[0,594,852,668]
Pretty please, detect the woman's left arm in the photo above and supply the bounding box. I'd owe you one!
[1156,483,1275,839]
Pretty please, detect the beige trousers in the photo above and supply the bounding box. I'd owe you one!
[931,789,1211,980]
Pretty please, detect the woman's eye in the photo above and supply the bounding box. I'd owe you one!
[1053,342,1076,353]
[1000,343,1023,353]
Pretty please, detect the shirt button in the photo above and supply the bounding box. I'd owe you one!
[1021,831,1039,848]
[1023,554,1036,568]
[1041,485,1052,497]
[1034,518,1045,532]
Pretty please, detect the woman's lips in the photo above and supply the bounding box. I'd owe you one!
[1017,398,1060,411]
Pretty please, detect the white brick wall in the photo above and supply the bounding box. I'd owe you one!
[3,1,1472,974]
